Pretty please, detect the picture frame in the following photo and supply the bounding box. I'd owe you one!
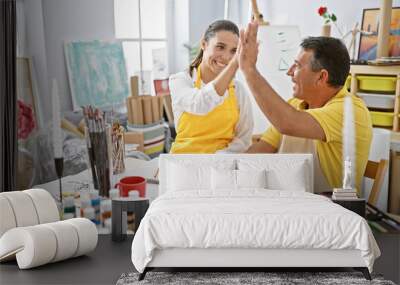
[153,78,170,96]
[64,41,130,110]
[358,7,400,60]
[16,57,43,132]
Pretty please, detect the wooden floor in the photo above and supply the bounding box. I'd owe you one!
[0,235,134,285]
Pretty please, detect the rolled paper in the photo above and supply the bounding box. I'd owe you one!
[142,96,153,124]
[157,96,164,120]
[61,119,84,139]
[130,76,139,97]
[126,97,134,124]
[131,97,144,125]
[151,96,160,122]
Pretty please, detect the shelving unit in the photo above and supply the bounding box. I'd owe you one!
[349,65,400,132]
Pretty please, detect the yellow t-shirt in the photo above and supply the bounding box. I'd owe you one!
[261,87,372,191]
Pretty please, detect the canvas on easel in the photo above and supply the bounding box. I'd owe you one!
[358,7,400,60]
[64,41,130,110]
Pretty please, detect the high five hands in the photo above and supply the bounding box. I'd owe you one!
[237,21,259,73]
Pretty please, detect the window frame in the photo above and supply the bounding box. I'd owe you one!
[114,0,170,93]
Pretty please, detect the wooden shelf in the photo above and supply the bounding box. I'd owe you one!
[349,65,400,132]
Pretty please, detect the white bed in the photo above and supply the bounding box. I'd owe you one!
[131,154,380,280]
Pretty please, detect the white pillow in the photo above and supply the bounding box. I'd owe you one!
[167,162,210,191]
[266,162,307,191]
[236,169,267,188]
[211,168,236,190]
[238,159,309,191]
[211,169,267,190]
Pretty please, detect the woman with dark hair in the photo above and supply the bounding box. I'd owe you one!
[169,20,253,154]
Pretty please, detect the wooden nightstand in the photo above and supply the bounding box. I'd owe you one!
[332,198,366,217]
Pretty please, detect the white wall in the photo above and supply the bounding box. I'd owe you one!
[24,0,51,123]
[42,0,115,114]
[169,0,190,73]
[189,0,225,44]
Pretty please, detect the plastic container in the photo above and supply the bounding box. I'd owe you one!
[358,93,395,109]
[370,111,394,127]
[109,188,120,199]
[357,76,397,93]
[128,190,140,199]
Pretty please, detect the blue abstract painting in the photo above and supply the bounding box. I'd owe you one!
[65,41,129,110]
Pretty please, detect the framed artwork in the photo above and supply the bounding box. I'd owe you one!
[358,7,400,60]
[16,57,42,137]
[153,79,170,96]
[64,41,130,110]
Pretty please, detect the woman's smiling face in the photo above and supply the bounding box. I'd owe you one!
[201,30,238,75]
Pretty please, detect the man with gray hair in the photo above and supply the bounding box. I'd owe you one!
[238,22,372,194]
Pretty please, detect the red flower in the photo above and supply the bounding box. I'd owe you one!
[17,100,36,140]
[318,6,327,16]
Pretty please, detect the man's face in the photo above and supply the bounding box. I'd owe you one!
[286,49,321,100]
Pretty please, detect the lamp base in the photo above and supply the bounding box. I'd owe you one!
[54,157,64,204]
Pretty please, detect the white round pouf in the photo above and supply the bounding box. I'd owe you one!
[0,226,57,269]
[1,192,39,227]
[24,189,60,224]
[0,196,17,237]
[65,218,98,257]
[42,221,79,262]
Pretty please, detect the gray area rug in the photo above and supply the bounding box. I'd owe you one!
[116,271,396,285]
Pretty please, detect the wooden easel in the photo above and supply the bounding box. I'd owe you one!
[251,0,269,25]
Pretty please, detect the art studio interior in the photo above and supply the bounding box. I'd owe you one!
[1,0,400,284]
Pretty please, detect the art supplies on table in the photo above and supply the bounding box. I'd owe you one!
[100,199,112,226]
[112,122,125,174]
[82,106,111,197]
[89,190,101,224]
[126,95,164,125]
[109,188,120,199]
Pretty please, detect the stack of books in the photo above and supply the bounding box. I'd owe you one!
[332,188,358,200]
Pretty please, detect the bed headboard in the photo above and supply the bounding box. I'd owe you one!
[158,154,314,195]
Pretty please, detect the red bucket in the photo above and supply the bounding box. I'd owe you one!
[115,176,147,197]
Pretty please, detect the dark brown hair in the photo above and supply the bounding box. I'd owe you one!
[189,20,239,76]
[300,37,350,87]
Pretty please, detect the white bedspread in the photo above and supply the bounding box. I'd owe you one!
[131,190,380,272]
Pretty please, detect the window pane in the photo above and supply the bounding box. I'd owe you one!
[123,41,168,94]
[142,41,167,71]
[122,41,140,75]
[140,0,166,38]
[114,0,139,38]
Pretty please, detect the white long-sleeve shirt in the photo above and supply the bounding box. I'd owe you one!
[169,69,254,153]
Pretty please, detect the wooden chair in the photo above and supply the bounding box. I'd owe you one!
[365,159,389,206]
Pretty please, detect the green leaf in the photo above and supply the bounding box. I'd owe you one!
[331,14,337,21]
[325,19,330,24]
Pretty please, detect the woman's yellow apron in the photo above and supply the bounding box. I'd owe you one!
[170,67,239,153]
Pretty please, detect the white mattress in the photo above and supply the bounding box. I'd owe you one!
[131,190,380,273]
